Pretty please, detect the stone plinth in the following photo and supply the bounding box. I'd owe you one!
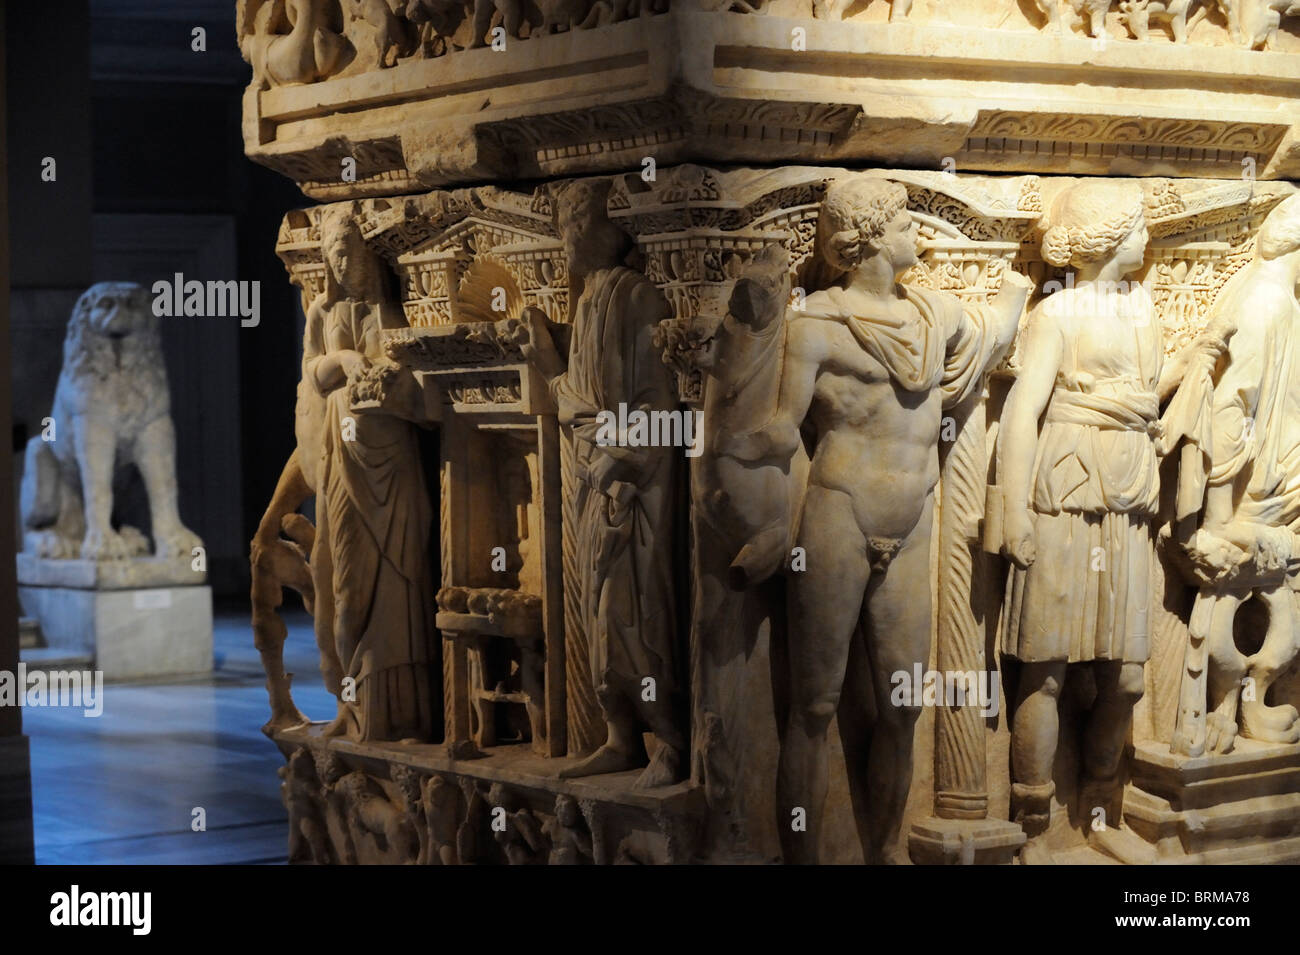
[909,817,1025,866]
[18,583,213,681]
[17,554,206,590]
[1125,738,1300,864]
[274,725,706,865]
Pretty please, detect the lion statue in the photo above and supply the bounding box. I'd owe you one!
[20,281,204,563]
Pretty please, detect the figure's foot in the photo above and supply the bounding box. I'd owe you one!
[1240,700,1300,743]
[81,527,133,561]
[1088,825,1156,865]
[558,743,645,780]
[153,524,204,561]
[261,704,309,738]
[1205,710,1239,754]
[633,743,682,789]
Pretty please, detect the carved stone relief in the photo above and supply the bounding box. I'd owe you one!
[239,0,1300,863]
[239,4,1300,200]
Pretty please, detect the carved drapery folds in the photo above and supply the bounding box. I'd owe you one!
[242,0,1300,869]
[252,167,1300,863]
[1160,194,1300,760]
[252,165,1300,864]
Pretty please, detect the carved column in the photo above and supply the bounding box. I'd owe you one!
[933,391,991,820]
[902,178,1040,865]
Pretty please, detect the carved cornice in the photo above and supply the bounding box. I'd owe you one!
[961,111,1290,178]
[242,9,1300,195]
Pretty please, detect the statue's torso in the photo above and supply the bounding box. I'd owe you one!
[1033,286,1163,517]
[798,287,948,540]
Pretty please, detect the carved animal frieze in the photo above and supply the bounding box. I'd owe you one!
[238,0,663,89]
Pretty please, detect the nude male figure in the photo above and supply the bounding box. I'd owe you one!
[723,178,1030,863]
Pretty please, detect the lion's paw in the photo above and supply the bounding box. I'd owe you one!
[25,530,80,559]
[81,528,133,562]
[117,525,151,557]
[154,525,204,561]
[1205,711,1238,755]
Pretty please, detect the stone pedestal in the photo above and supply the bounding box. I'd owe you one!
[16,553,206,589]
[18,583,213,681]
[275,724,705,865]
[909,817,1025,866]
[1125,739,1300,864]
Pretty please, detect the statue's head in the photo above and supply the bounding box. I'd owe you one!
[816,178,917,277]
[72,282,154,341]
[320,202,371,295]
[65,282,161,378]
[552,178,627,278]
[1257,194,1300,266]
[1041,181,1147,277]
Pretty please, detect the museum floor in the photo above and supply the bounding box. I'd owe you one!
[24,605,329,864]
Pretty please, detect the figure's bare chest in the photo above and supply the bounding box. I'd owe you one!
[817,319,897,381]
[812,325,937,422]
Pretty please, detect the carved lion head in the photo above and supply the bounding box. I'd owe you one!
[74,282,154,339]
[63,281,163,380]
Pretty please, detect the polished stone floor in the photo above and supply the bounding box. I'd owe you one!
[24,604,333,864]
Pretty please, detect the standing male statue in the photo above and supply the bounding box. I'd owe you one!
[517,178,685,788]
[724,177,1030,863]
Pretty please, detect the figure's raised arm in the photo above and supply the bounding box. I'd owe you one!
[991,268,1034,353]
